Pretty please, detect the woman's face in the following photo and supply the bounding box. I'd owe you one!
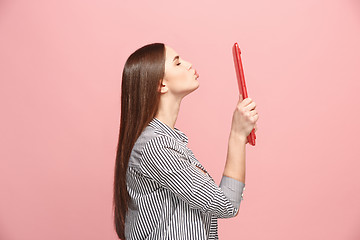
[159,45,199,98]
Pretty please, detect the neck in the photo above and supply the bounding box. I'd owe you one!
[155,94,182,130]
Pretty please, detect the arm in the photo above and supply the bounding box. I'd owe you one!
[223,132,247,217]
[140,135,244,219]
[223,131,247,184]
[196,165,245,217]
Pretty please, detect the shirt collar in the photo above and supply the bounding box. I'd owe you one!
[148,117,189,144]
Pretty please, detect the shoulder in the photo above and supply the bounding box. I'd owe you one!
[142,134,185,156]
[140,135,192,174]
[128,125,161,167]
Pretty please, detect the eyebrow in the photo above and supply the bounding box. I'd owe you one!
[173,55,180,62]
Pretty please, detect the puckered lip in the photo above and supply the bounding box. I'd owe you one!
[194,69,199,78]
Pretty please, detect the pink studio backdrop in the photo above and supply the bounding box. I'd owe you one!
[1,0,359,239]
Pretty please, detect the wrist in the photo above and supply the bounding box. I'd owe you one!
[229,131,247,143]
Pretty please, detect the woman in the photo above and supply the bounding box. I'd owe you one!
[113,42,259,239]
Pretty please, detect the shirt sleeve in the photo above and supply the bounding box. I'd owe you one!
[140,135,245,219]
[219,175,245,213]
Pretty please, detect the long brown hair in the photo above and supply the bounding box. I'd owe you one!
[113,43,166,239]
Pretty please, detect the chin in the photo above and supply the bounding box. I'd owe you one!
[194,80,200,89]
[190,82,200,93]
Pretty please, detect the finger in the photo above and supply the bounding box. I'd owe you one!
[240,97,253,108]
[249,109,257,117]
[245,101,256,111]
[248,113,259,123]
[239,94,243,102]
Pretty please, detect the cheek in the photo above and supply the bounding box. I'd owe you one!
[170,71,189,84]
[166,69,193,91]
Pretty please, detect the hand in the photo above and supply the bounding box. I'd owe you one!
[230,94,259,140]
[245,123,258,144]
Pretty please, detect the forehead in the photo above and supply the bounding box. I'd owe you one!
[165,45,178,62]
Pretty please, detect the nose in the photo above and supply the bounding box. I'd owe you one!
[184,60,195,73]
[187,63,196,76]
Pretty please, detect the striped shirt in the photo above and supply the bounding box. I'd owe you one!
[125,117,245,239]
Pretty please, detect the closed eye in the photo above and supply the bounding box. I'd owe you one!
[176,62,181,66]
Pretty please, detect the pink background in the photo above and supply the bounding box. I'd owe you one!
[1,0,360,239]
